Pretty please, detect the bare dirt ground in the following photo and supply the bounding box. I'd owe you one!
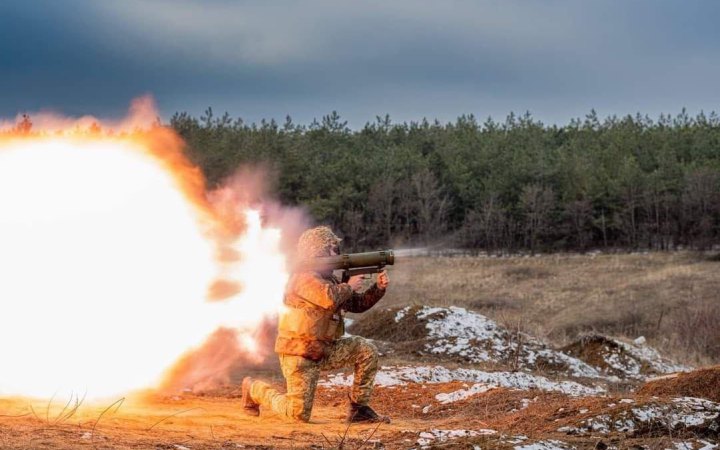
[0,389,415,449]
[0,384,529,449]
[2,375,718,449]
[1,252,718,449]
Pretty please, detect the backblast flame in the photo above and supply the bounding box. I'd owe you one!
[0,109,288,400]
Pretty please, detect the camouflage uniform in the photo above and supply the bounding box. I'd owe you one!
[248,226,386,422]
[250,336,379,421]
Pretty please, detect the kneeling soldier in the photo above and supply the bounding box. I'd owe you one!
[242,226,390,423]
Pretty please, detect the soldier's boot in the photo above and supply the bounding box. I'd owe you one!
[241,377,260,417]
[347,403,390,423]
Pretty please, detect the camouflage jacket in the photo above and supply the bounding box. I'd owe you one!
[274,271,386,361]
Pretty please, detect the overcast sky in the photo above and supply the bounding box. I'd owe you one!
[1,0,719,128]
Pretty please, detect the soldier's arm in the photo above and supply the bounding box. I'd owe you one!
[291,272,353,310]
[343,283,386,313]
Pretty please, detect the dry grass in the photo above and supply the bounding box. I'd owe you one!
[373,251,720,366]
[638,365,720,402]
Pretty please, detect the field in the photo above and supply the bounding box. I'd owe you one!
[0,251,718,449]
[380,251,720,366]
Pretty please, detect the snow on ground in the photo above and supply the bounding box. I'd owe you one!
[633,397,720,428]
[384,306,689,382]
[320,365,605,396]
[435,383,495,404]
[514,440,576,450]
[564,335,690,380]
[416,428,496,448]
[615,338,690,375]
[394,306,409,322]
[398,306,604,378]
[557,397,720,436]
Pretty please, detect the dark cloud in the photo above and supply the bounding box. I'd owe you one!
[1,0,719,127]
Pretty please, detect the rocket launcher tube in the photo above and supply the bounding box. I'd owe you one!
[297,250,395,282]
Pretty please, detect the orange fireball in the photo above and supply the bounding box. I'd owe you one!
[0,103,288,400]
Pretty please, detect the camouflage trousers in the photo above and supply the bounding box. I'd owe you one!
[249,336,378,422]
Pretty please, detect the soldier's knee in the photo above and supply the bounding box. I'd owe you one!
[356,338,379,366]
[368,340,379,355]
[361,338,378,357]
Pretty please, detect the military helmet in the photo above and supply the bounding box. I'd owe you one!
[297,226,341,257]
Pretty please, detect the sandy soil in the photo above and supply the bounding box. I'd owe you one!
[2,374,718,449]
[0,386,469,449]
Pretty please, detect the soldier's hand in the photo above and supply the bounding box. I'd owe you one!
[376,270,390,290]
[347,275,364,292]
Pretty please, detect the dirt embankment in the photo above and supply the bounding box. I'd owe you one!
[638,365,720,402]
[350,305,688,382]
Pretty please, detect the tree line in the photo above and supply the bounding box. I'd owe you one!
[171,109,720,252]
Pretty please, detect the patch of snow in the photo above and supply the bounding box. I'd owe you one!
[586,415,611,433]
[615,339,690,375]
[614,418,635,433]
[603,350,642,377]
[394,306,410,323]
[567,335,690,380]
[633,397,720,428]
[561,397,720,436]
[674,443,694,450]
[417,428,496,448]
[620,398,635,404]
[320,365,605,396]
[698,440,719,450]
[514,439,576,450]
[415,307,602,378]
[80,432,92,440]
[634,336,646,346]
[504,436,529,444]
[435,383,495,404]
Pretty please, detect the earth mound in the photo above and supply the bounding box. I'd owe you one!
[351,306,680,380]
[639,365,720,402]
[562,334,689,380]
